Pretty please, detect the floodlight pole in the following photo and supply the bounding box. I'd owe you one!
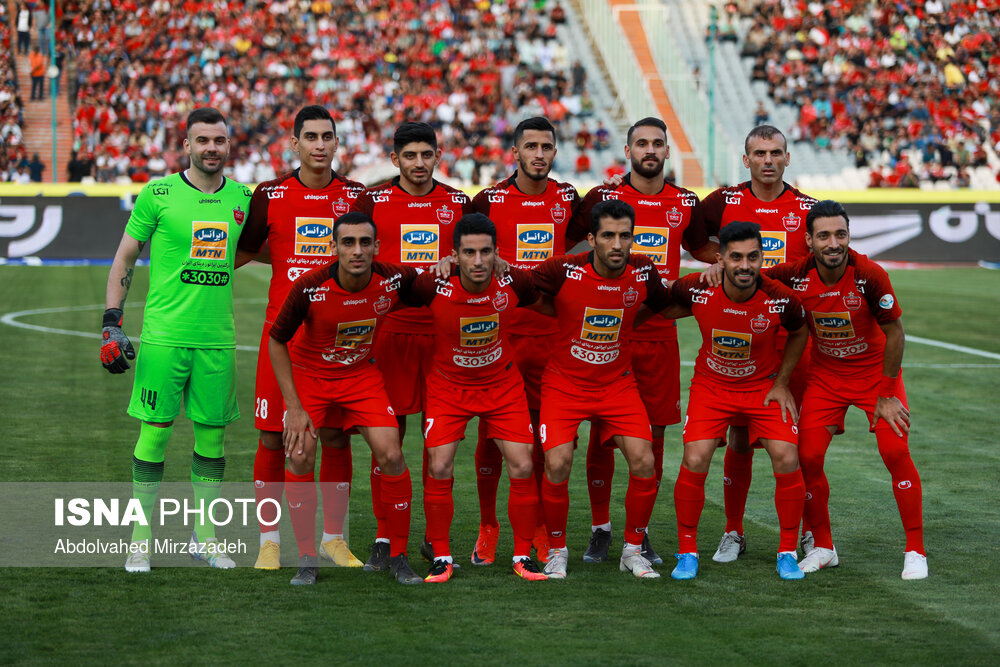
[49,0,57,182]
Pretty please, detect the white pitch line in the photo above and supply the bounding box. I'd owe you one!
[907,335,1000,361]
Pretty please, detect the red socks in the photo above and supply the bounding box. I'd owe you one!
[319,445,352,535]
[541,475,570,550]
[623,474,657,547]
[877,429,925,555]
[474,427,503,528]
[723,447,753,535]
[285,470,317,558]
[379,468,413,557]
[586,431,614,527]
[508,476,539,557]
[253,440,285,533]
[799,427,834,549]
[674,466,707,553]
[774,469,806,553]
[423,475,454,558]
[369,454,387,540]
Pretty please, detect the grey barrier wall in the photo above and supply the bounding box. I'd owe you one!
[1,195,999,263]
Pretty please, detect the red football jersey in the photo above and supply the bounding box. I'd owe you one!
[403,268,538,386]
[269,261,418,379]
[766,249,902,379]
[239,170,366,322]
[702,181,817,267]
[671,273,806,391]
[532,252,672,387]
[574,174,711,341]
[352,177,475,334]
[473,174,581,336]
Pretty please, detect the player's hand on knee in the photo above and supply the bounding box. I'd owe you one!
[282,406,316,457]
[100,308,135,374]
[874,397,909,437]
[764,382,798,423]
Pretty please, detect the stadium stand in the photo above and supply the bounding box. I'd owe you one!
[0,2,28,182]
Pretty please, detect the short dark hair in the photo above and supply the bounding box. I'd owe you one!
[186,107,226,130]
[744,124,786,154]
[453,213,497,248]
[333,211,377,241]
[294,105,335,139]
[513,116,556,146]
[719,221,762,251]
[393,122,437,153]
[626,117,667,145]
[590,199,635,235]
[805,199,850,234]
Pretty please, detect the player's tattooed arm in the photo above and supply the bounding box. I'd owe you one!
[106,234,144,310]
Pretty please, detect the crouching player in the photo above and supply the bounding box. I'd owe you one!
[268,211,423,586]
[766,200,926,579]
[404,213,548,582]
[670,221,808,581]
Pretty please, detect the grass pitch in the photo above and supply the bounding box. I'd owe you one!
[0,263,997,665]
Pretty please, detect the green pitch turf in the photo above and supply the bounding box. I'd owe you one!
[0,263,997,665]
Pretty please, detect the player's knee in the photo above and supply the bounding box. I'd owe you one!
[506,457,533,479]
[682,447,712,473]
[288,450,315,474]
[769,446,799,474]
[377,448,405,476]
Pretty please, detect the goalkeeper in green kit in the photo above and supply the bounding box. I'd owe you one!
[101,107,255,572]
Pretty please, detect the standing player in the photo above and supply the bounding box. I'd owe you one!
[405,214,548,582]
[238,105,367,571]
[701,125,817,563]
[765,200,926,579]
[101,107,252,572]
[470,116,581,566]
[268,211,423,585]
[352,122,475,570]
[533,199,676,580]
[570,117,718,565]
[669,221,808,581]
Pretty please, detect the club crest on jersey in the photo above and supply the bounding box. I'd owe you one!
[711,330,752,360]
[623,286,638,308]
[666,207,683,228]
[517,224,555,262]
[812,312,855,340]
[333,198,350,217]
[374,295,392,315]
[750,314,770,334]
[493,290,509,311]
[401,225,439,263]
[233,208,245,226]
[581,308,623,343]
[632,226,669,266]
[843,292,862,311]
[760,232,786,267]
[436,205,455,225]
[460,314,499,347]
[190,221,228,260]
[295,217,333,257]
[550,202,567,224]
[335,319,376,349]
[782,213,800,232]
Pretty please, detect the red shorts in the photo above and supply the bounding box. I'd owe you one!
[423,367,533,448]
[684,380,798,445]
[729,343,811,437]
[373,331,432,415]
[509,332,559,411]
[294,363,397,432]
[799,370,908,434]
[254,324,287,432]
[540,367,652,451]
[631,338,682,426]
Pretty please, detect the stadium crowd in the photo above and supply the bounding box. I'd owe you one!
[738,0,999,187]
[0,5,30,182]
[55,0,596,184]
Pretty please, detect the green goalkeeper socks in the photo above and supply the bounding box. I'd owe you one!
[191,423,226,542]
[130,423,171,542]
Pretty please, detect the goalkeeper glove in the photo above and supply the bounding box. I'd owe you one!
[101,308,136,374]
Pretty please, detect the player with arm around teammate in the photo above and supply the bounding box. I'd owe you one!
[268,212,423,586]
[669,221,808,581]
[765,200,926,580]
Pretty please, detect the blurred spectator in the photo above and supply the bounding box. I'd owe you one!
[27,152,44,182]
[575,150,591,174]
[34,2,50,51]
[66,150,92,182]
[16,2,30,55]
[29,46,45,100]
[753,101,769,125]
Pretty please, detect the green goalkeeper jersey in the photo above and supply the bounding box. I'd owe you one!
[125,172,253,348]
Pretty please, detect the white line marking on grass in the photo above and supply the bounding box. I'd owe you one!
[1,301,266,352]
[908,335,1000,360]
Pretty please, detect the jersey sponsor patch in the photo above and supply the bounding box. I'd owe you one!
[632,226,669,266]
[812,312,855,340]
[711,329,752,360]
[459,314,499,347]
[190,221,229,260]
[295,217,333,257]
[335,319,376,349]
[760,232,786,267]
[401,225,440,263]
[516,224,555,262]
[879,294,895,309]
[581,308,623,343]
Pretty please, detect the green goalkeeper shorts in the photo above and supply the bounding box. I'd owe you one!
[127,343,239,426]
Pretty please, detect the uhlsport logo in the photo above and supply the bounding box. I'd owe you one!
[581,307,623,343]
[335,319,376,349]
[190,221,228,260]
[517,224,555,261]
[401,225,439,263]
[812,311,855,340]
[460,314,499,347]
[632,226,669,266]
[761,231,786,267]
[711,329,752,360]
[295,217,333,257]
